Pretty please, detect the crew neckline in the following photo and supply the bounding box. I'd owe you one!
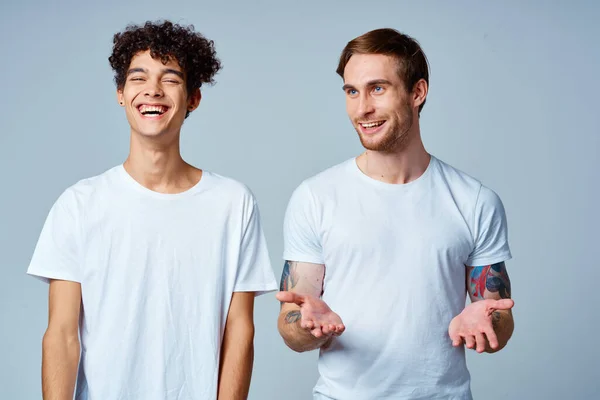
[349,154,436,191]
[116,164,209,200]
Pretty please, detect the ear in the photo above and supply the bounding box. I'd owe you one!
[187,88,201,113]
[116,89,124,106]
[412,79,428,109]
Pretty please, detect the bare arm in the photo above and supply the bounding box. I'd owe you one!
[42,279,81,400]
[466,261,514,353]
[218,292,255,400]
[277,261,343,353]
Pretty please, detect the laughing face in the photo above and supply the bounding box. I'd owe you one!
[117,50,200,139]
[342,54,416,153]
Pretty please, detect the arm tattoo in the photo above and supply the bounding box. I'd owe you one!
[469,261,511,299]
[285,311,301,324]
[279,261,299,291]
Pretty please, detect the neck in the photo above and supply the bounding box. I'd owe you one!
[123,131,201,194]
[357,127,430,185]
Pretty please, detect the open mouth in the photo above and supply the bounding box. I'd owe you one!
[359,120,386,133]
[138,104,169,118]
[360,120,385,128]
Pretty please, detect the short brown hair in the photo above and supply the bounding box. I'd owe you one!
[336,28,430,114]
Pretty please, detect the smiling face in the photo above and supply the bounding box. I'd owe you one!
[117,50,200,139]
[343,54,418,153]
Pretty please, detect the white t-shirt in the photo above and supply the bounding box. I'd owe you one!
[27,165,278,400]
[283,155,512,400]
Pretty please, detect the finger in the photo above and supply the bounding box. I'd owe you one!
[475,332,486,353]
[484,326,499,350]
[465,335,476,349]
[322,324,332,335]
[330,324,344,336]
[275,291,305,306]
[448,330,462,347]
[311,327,324,338]
[491,298,514,311]
[302,319,315,330]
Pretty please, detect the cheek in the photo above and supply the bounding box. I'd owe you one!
[122,87,139,104]
[378,96,404,115]
[175,92,190,110]
[346,99,359,118]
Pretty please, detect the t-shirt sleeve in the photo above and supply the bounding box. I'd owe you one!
[27,189,82,283]
[233,195,278,296]
[466,185,512,267]
[282,182,324,264]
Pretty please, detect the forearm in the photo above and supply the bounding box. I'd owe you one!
[218,323,254,400]
[277,308,330,352]
[41,332,80,400]
[486,309,514,353]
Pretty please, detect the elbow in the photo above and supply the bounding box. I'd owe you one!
[246,324,256,343]
[225,319,255,343]
[42,328,80,353]
[244,321,255,341]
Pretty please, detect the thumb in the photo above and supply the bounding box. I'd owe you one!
[491,298,514,310]
[276,291,305,306]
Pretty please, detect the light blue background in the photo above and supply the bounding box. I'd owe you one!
[1,1,598,399]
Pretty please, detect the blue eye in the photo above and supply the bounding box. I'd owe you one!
[349,89,357,95]
[374,86,383,92]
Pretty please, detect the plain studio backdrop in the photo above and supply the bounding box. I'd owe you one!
[1,1,598,399]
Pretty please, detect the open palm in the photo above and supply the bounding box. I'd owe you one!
[448,298,514,353]
[277,291,345,338]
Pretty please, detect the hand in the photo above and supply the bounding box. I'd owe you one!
[276,291,345,338]
[448,299,514,353]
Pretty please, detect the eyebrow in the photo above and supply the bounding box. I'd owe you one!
[342,79,393,91]
[126,67,184,79]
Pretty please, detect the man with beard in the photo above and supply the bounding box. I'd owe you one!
[276,28,514,399]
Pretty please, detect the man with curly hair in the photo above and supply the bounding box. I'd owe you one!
[27,20,277,400]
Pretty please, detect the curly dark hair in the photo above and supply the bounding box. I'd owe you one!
[109,20,221,99]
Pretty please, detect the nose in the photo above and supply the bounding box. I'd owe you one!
[144,81,164,98]
[357,93,375,117]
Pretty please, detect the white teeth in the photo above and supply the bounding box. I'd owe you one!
[361,121,384,128]
[139,105,167,115]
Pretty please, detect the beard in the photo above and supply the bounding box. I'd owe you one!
[355,101,414,153]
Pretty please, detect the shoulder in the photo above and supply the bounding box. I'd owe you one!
[53,166,122,210]
[432,156,506,217]
[433,156,484,196]
[290,158,355,199]
[475,184,504,210]
[305,158,354,187]
[205,172,255,196]
[203,171,259,207]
